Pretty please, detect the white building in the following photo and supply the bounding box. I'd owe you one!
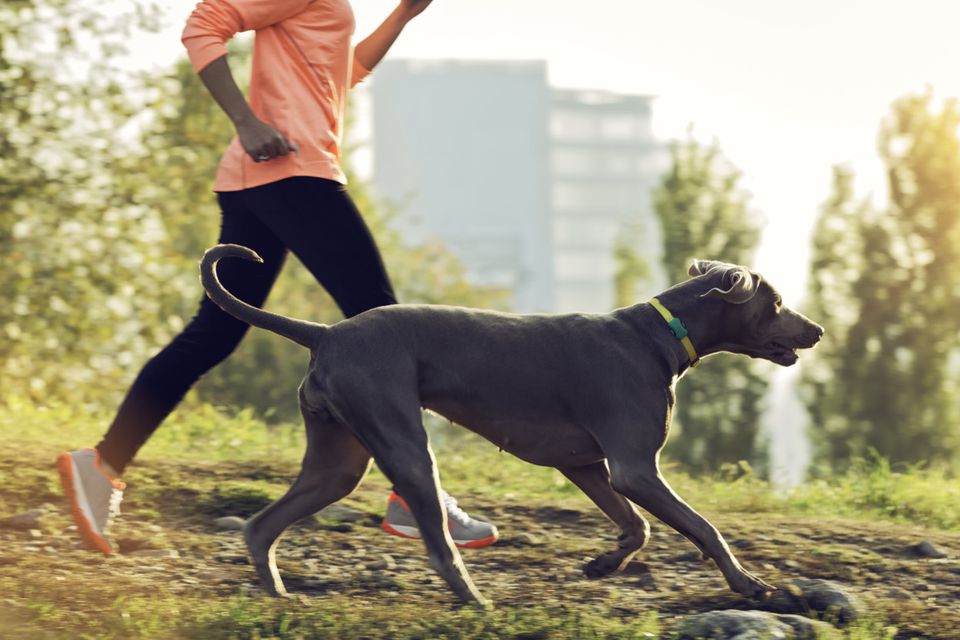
[370,60,663,312]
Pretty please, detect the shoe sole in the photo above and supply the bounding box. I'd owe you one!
[381,520,499,549]
[56,453,112,555]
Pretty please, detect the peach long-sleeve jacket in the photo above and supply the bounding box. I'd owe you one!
[181,0,370,191]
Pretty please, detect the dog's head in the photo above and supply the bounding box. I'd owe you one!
[688,259,824,366]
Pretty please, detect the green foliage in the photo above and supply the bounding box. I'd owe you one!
[613,221,653,308]
[651,134,769,473]
[802,92,960,469]
[0,0,177,407]
[1,0,504,422]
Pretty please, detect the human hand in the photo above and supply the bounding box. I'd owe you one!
[398,0,433,22]
[236,117,297,162]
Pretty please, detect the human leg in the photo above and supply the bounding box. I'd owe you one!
[59,190,287,553]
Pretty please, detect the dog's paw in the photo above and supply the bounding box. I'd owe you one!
[583,552,625,579]
[728,570,777,600]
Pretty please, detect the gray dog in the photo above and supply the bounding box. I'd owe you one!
[199,244,823,605]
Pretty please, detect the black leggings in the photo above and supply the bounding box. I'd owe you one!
[96,176,397,473]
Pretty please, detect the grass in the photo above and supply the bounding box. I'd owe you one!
[2,395,957,639]
[5,394,957,532]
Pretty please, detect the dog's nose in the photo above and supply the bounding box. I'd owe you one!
[814,324,825,339]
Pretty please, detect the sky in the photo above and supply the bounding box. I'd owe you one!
[115,0,960,307]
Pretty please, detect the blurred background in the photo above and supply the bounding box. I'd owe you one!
[3,0,959,486]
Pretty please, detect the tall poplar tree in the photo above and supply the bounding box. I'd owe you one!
[652,135,769,472]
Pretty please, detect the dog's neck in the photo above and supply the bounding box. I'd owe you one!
[656,282,732,364]
[619,281,733,379]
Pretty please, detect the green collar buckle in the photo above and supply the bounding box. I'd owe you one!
[667,317,689,340]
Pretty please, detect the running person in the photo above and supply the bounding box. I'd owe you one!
[57,0,498,555]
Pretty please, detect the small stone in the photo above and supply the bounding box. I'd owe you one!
[317,504,368,524]
[117,538,156,554]
[1,509,45,530]
[675,550,704,563]
[28,529,42,539]
[514,532,546,547]
[129,548,180,559]
[216,552,249,564]
[732,538,756,549]
[213,516,246,531]
[884,586,915,601]
[783,559,802,569]
[366,553,396,571]
[908,540,947,559]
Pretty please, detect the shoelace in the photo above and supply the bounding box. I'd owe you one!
[105,486,124,527]
[441,492,472,526]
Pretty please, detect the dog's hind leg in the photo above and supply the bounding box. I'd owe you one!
[244,408,371,597]
[333,390,487,606]
[560,461,651,578]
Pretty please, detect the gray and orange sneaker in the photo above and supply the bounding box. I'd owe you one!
[56,448,125,554]
[382,490,499,549]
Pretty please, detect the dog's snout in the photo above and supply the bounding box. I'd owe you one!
[813,324,825,340]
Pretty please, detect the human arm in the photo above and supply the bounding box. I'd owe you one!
[181,0,310,160]
[353,0,434,74]
[197,56,294,161]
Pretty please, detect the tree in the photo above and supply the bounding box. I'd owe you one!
[1,0,177,407]
[802,92,960,469]
[651,134,769,472]
[2,2,505,422]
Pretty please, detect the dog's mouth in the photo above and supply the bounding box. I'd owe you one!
[767,340,800,366]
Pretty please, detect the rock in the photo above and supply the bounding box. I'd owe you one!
[783,559,802,570]
[732,538,756,549]
[213,516,246,531]
[1,509,45,530]
[27,529,42,539]
[765,578,863,626]
[774,614,840,639]
[674,610,792,639]
[317,504,368,524]
[366,553,396,571]
[908,540,947,559]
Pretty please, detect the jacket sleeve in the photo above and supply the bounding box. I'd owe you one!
[181,0,313,73]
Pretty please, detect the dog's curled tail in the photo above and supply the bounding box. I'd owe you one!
[199,244,325,349]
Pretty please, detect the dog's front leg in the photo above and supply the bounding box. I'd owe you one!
[609,465,775,599]
[560,461,650,578]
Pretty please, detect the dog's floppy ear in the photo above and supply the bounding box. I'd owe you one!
[688,259,731,278]
[688,259,761,304]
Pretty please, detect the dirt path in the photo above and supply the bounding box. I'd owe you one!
[2,457,959,638]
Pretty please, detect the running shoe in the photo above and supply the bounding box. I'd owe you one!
[382,490,499,549]
[56,448,125,554]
